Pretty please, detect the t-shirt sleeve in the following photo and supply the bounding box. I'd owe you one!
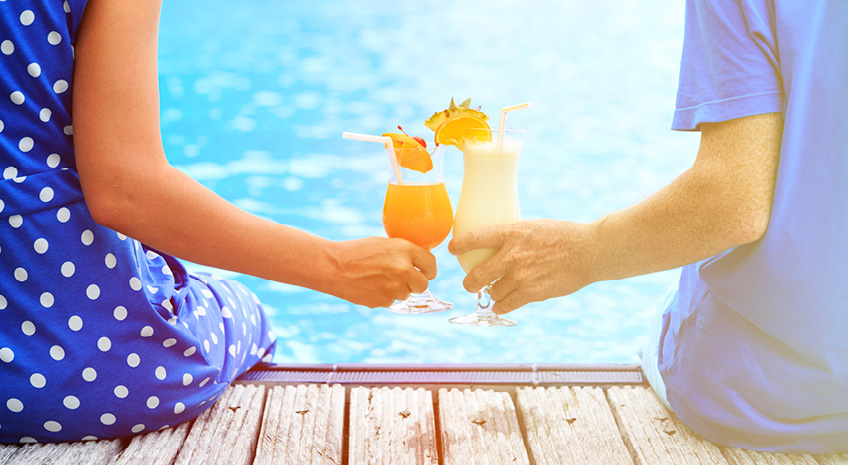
[672,0,784,131]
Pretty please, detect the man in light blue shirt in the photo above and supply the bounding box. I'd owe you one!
[450,0,848,453]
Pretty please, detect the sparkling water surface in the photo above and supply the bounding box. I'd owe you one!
[157,0,699,364]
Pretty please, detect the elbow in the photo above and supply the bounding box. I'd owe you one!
[724,203,772,246]
[84,186,129,232]
[77,155,169,234]
[81,179,145,235]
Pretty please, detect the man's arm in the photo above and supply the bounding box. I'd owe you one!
[449,112,783,314]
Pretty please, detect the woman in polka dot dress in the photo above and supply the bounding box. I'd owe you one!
[0,0,436,443]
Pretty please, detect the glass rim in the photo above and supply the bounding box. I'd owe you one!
[486,128,528,133]
[460,128,528,138]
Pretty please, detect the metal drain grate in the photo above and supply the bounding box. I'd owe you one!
[237,363,644,386]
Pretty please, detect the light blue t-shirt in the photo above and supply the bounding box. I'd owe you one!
[659,0,848,453]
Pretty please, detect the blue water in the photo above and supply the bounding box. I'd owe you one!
[156,1,699,364]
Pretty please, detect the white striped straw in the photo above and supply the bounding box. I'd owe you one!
[497,102,532,154]
[343,132,404,185]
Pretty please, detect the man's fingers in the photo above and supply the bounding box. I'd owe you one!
[492,290,533,315]
[462,249,509,292]
[449,225,507,256]
[489,275,519,302]
[409,246,437,280]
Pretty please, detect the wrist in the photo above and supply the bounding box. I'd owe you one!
[580,217,606,285]
[311,238,345,296]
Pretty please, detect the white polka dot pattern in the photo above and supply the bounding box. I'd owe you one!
[0,1,276,443]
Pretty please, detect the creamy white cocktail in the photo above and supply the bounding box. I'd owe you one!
[450,129,526,327]
[454,137,523,270]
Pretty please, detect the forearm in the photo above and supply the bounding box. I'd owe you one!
[585,165,768,283]
[70,0,438,310]
[87,162,339,294]
[584,114,782,284]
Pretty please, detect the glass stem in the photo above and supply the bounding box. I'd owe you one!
[475,284,495,318]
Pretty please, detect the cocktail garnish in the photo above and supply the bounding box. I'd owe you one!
[382,132,433,173]
[425,98,491,148]
[396,125,427,148]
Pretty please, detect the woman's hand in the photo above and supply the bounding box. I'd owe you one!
[331,237,437,308]
[449,219,595,315]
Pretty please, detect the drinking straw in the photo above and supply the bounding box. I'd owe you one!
[342,132,404,185]
[497,102,533,155]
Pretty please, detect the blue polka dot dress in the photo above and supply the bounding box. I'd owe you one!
[0,0,276,443]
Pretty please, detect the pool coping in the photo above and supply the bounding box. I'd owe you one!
[238,362,644,386]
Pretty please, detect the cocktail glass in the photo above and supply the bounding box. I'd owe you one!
[383,144,455,313]
[450,129,526,327]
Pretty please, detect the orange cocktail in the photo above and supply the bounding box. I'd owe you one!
[379,140,454,314]
[383,182,453,250]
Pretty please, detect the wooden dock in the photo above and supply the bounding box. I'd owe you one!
[1,364,846,464]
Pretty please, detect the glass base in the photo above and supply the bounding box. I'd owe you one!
[449,312,517,327]
[388,290,454,314]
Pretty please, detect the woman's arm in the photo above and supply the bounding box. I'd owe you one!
[72,0,435,308]
[449,112,783,314]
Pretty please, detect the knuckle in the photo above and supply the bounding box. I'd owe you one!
[514,268,531,284]
[514,248,532,263]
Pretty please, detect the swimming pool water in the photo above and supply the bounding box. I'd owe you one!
[157,0,699,364]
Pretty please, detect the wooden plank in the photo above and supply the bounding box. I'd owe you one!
[438,388,530,465]
[253,384,282,465]
[348,386,438,465]
[284,384,310,463]
[174,383,265,465]
[175,384,242,464]
[607,386,728,465]
[254,384,344,465]
[115,422,191,464]
[223,383,266,465]
[296,384,320,463]
[516,386,633,465]
[0,439,123,465]
[0,444,21,464]
[722,447,818,465]
[816,454,848,465]
[349,387,367,465]
[437,388,465,465]
[272,385,298,464]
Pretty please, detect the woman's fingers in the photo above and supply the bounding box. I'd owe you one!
[409,245,437,280]
[407,268,430,294]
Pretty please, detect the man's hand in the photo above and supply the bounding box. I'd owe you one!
[332,237,437,308]
[449,219,595,314]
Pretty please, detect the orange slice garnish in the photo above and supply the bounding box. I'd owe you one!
[433,115,491,147]
[382,133,433,173]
